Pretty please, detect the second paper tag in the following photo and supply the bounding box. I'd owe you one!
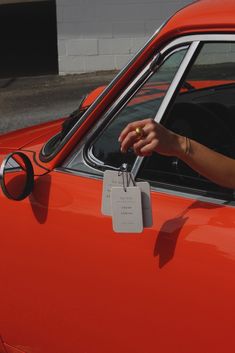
[111,186,143,233]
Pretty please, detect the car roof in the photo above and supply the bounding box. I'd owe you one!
[160,0,235,40]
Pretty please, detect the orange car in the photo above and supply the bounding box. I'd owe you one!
[1,1,235,352]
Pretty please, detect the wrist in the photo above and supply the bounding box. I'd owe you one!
[174,134,190,158]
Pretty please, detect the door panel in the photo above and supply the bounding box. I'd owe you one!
[0,171,235,353]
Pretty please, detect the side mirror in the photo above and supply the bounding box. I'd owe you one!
[0,152,34,201]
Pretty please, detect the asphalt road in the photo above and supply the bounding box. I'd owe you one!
[0,71,117,134]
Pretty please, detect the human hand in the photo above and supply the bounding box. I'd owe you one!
[118,118,184,157]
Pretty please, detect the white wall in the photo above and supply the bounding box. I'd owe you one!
[56,0,193,75]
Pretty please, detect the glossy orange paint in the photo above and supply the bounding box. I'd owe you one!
[0,119,63,151]
[81,86,106,109]
[1,1,235,353]
[1,172,235,353]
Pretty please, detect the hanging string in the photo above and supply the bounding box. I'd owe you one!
[118,163,136,192]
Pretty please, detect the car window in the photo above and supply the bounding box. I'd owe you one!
[138,41,235,199]
[84,47,188,170]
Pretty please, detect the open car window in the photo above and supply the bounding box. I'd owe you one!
[65,46,189,172]
[88,48,188,169]
[66,44,189,174]
[138,41,235,200]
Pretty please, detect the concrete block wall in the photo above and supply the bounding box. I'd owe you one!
[56,0,193,75]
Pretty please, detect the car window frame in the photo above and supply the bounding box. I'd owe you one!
[135,34,235,206]
[63,39,200,173]
[132,34,235,177]
[84,46,195,172]
[58,34,235,207]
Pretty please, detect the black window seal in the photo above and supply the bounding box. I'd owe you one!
[144,178,234,204]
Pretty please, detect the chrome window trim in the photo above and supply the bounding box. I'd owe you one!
[55,167,235,207]
[163,34,235,50]
[64,45,189,170]
[132,34,235,177]
[43,34,235,162]
[84,43,191,169]
[65,36,224,170]
[131,40,200,177]
[63,33,235,204]
[83,41,198,172]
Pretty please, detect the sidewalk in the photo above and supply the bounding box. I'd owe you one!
[0,70,118,134]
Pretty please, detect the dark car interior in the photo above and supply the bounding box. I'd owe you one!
[139,83,235,199]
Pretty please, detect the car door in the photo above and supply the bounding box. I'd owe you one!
[1,36,235,353]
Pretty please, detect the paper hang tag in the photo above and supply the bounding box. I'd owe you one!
[101,170,134,215]
[101,170,153,228]
[111,186,143,233]
[127,178,153,228]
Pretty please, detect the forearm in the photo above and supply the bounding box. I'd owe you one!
[175,135,235,189]
[119,119,235,189]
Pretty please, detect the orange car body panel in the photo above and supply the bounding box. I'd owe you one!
[1,172,235,353]
[1,1,235,353]
[0,119,62,151]
[81,86,106,109]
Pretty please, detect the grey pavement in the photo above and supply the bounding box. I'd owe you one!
[0,70,117,134]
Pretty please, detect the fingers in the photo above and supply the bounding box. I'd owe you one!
[138,139,159,156]
[133,132,159,156]
[133,131,156,155]
[118,119,151,144]
[119,119,154,153]
[120,130,139,153]
[119,118,180,157]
